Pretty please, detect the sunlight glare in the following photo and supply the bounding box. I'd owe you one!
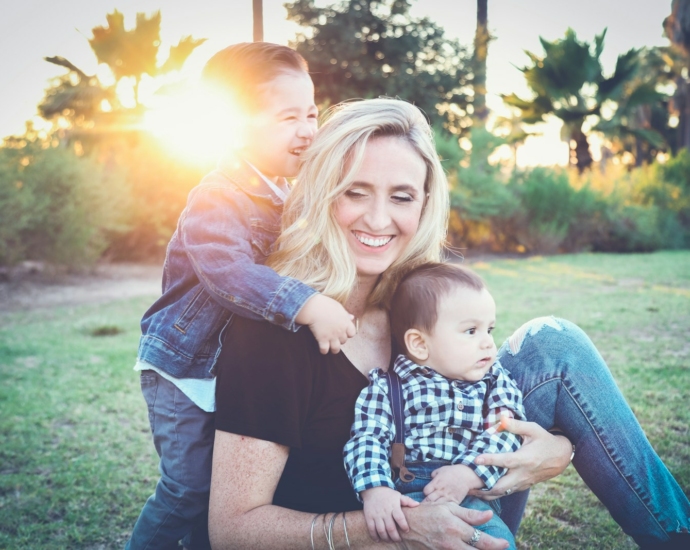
[143,84,246,166]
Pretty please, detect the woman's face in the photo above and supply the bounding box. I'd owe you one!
[334,136,427,281]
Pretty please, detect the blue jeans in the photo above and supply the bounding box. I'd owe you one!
[495,317,690,547]
[126,371,214,550]
[395,461,516,550]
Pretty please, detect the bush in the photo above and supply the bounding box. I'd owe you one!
[580,162,690,252]
[102,135,206,261]
[508,167,607,253]
[0,139,130,267]
[446,128,518,251]
[448,140,690,254]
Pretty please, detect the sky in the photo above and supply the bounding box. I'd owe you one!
[0,0,672,166]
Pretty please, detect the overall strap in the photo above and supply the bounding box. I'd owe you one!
[384,368,415,483]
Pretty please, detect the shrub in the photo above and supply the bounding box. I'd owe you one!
[102,136,206,261]
[580,162,690,251]
[446,128,518,251]
[448,147,690,254]
[508,167,607,253]
[0,139,130,267]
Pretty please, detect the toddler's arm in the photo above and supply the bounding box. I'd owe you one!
[181,182,316,330]
[183,183,356,352]
[294,294,357,354]
[361,486,419,543]
[344,370,397,498]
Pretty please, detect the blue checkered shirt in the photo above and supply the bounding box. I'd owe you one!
[344,354,525,497]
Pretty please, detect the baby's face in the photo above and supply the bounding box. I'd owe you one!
[422,286,497,382]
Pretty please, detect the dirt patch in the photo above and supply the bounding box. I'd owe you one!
[0,262,162,314]
[0,253,521,315]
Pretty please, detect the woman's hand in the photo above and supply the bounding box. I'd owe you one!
[402,503,510,549]
[468,418,573,500]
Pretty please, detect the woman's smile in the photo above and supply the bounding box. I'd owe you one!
[352,230,394,248]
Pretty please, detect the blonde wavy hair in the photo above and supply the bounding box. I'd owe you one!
[268,98,449,307]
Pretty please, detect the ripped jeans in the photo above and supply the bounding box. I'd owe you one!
[495,318,690,547]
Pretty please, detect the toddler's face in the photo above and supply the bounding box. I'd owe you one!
[243,70,318,179]
[421,286,497,382]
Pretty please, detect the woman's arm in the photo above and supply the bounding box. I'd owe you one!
[467,418,572,500]
[209,430,510,550]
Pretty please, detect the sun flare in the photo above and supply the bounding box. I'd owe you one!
[142,85,247,166]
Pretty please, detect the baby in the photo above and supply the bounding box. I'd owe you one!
[344,262,524,549]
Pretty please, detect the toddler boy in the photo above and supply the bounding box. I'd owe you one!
[128,43,356,550]
[344,262,524,549]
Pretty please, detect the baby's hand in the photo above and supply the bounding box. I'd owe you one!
[361,486,419,542]
[422,464,484,505]
[295,294,357,354]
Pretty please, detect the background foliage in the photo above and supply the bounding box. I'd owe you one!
[285,0,473,133]
[0,134,129,266]
[1,2,690,269]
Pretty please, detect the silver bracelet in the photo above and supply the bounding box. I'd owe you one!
[342,511,351,549]
[327,512,338,550]
[322,513,330,545]
[310,513,320,550]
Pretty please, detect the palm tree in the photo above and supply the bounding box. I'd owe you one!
[39,9,205,141]
[253,0,264,41]
[39,56,114,124]
[594,47,670,165]
[503,29,642,172]
[493,111,538,172]
[88,10,205,107]
[38,10,206,155]
[664,0,690,151]
[473,0,489,125]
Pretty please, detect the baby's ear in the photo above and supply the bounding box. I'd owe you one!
[404,328,429,363]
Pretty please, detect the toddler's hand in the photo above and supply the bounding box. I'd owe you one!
[361,486,419,543]
[295,294,357,354]
[422,464,484,505]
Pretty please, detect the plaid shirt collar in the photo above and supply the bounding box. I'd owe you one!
[393,354,497,387]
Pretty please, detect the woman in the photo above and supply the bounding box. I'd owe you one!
[209,99,690,549]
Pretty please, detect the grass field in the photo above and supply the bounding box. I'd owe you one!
[1,252,688,549]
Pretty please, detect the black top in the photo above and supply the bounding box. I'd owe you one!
[215,316,369,513]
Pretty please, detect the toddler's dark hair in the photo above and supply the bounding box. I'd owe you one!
[202,42,308,110]
[390,262,486,355]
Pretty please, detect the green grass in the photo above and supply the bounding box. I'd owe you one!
[470,251,690,549]
[1,252,688,549]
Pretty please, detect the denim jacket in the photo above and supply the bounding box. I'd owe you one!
[137,157,317,380]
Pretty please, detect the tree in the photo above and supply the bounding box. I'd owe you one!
[38,56,114,125]
[503,29,659,172]
[88,10,206,107]
[285,0,472,133]
[664,0,690,152]
[39,9,205,136]
[253,0,264,41]
[493,110,537,172]
[473,0,489,125]
[594,47,671,166]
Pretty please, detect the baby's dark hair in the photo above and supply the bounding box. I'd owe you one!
[201,42,308,111]
[390,262,486,355]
